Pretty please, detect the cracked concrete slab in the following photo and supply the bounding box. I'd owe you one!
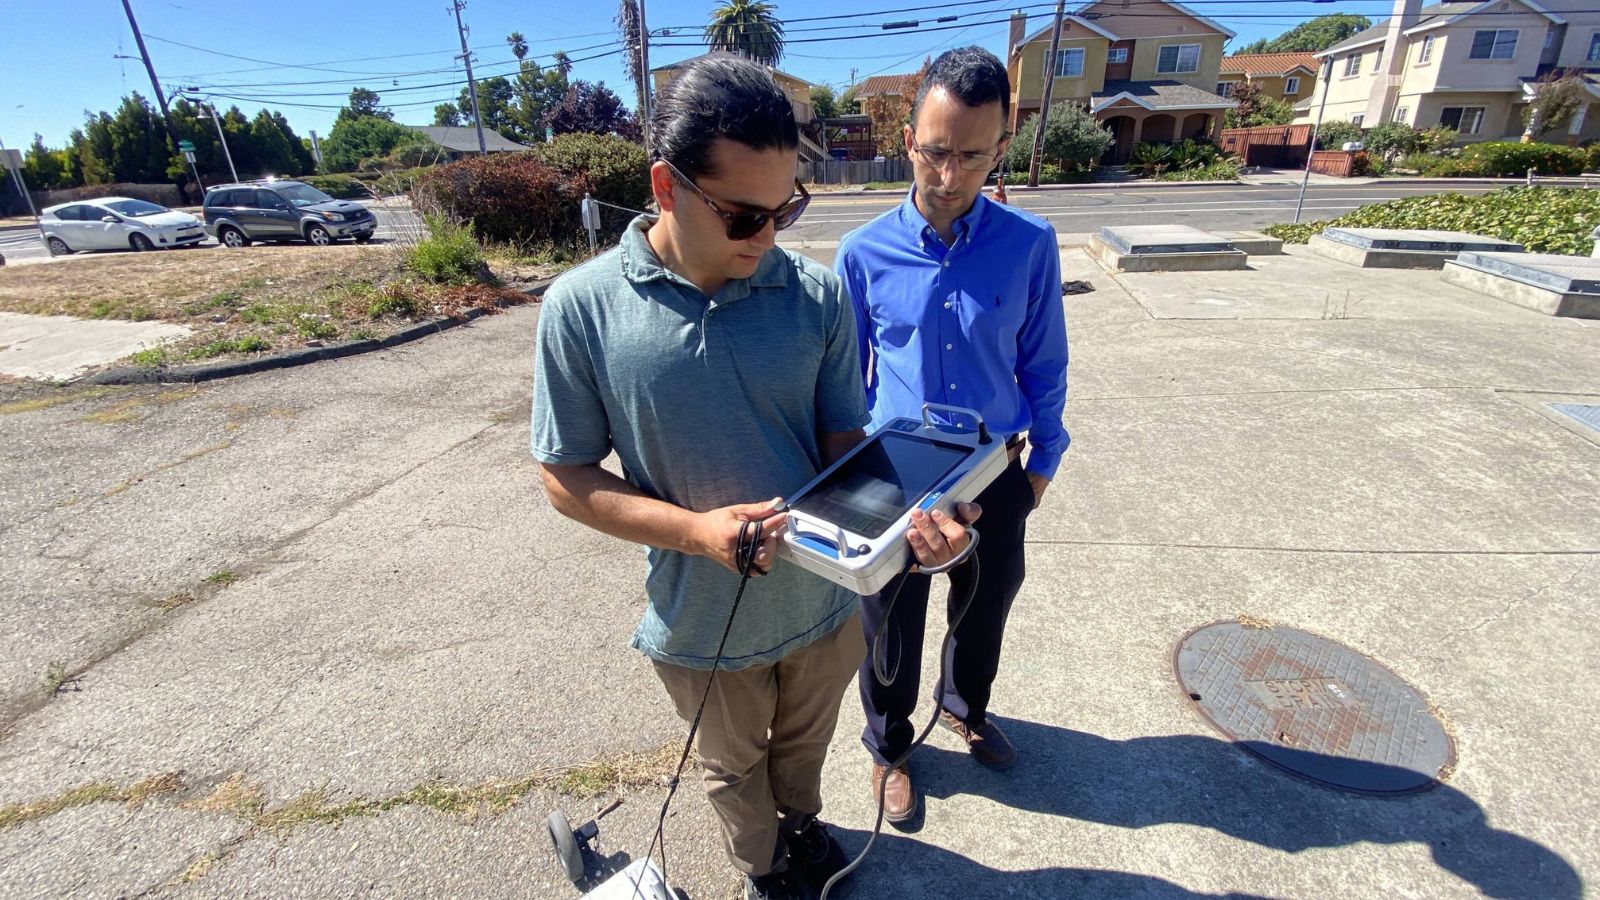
[0,312,190,382]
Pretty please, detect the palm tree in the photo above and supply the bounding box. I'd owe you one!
[616,0,645,116]
[507,31,529,61]
[704,0,785,67]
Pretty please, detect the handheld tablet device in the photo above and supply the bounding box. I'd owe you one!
[778,403,1008,595]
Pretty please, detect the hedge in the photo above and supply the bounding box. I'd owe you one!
[1261,187,1600,255]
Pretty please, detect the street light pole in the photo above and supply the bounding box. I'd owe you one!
[204,100,239,183]
[0,132,48,252]
[1294,57,1334,225]
[1028,0,1067,187]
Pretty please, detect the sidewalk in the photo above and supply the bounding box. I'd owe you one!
[0,245,1595,899]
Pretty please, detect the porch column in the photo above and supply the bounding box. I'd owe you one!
[1210,113,1223,142]
[1570,101,1589,147]
[1132,113,1146,145]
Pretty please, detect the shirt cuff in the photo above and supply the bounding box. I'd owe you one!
[1025,447,1063,481]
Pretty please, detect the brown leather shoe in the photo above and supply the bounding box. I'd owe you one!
[870,763,916,823]
[939,710,1017,770]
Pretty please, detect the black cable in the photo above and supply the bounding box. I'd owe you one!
[820,551,984,900]
[631,518,767,900]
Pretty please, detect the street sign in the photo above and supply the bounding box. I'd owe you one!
[178,140,196,152]
[0,149,21,171]
[183,150,196,163]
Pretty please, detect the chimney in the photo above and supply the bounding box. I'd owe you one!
[1008,10,1027,63]
[1363,0,1422,126]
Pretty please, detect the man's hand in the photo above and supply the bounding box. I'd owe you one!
[688,498,789,575]
[906,501,982,570]
[1027,472,1050,509]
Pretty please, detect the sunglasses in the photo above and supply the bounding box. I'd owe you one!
[663,160,811,241]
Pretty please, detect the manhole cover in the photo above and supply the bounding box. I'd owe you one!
[1174,621,1454,794]
[1548,403,1600,434]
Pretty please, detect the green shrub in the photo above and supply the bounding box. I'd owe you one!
[1035,163,1095,184]
[1458,141,1586,177]
[405,215,485,285]
[1004,107,1114,175]
[1128,142,1171,176]
[368,285,424,319]
[1159,156,1242,181]
[411,153,585,248]
[1586,142,1600,173]
[186,336,272,360]
[298,174,370,200]
[1314,120,1364,150]
[531,134,652,240]
[1262,187,1600,254]
[295,316,339,340]
[359,140,447,173]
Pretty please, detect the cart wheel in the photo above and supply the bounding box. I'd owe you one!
[547,810,585,884]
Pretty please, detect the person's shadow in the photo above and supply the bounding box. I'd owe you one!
[849,721,1581,900]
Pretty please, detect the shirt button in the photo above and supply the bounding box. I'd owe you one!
[945,343,953,350]
[943,260,951,268]
[949,383,957,390]
[944,301,953,309]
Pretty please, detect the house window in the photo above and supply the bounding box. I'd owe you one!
[1343,53,1363,77]
[1418,34,1435,63]
[1439,105,1486,134]
[1285,76,1301,94]
[1393,106,1409,122]
[1588,32,1600,61]
[1107,47,1129,64]
[1469,29,1518,60]
[1544,29,1556,49]
[1217,81,1234,98]
[1351,114,1365,126]
[1157,43,1202,74]
[1373,46,1383,69]
[1054,47,1085,77]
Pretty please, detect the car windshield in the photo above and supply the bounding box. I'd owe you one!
[103,199,169,217]
[274,184,335,207]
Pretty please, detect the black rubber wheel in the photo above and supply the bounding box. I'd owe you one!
[219,226,250,248]
[306,224,333,246]
[129,233,154,252]
[46,236,73,256]
[546,811,584,884]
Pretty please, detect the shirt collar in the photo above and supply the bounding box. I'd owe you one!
[618,214,789,301]
[897,188,989,246]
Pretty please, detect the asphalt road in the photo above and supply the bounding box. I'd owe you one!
[782,179,1517,243]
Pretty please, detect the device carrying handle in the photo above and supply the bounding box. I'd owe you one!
[919,403,985,431]
[784,507,851,556]
[912,526,980,575]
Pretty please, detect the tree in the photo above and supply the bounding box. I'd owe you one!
[1235,14,1372,54]
[1523,72,1587,138]
[507,31,529,61]
[704,0,785,66]
[456,76,518,140]
[810,85,838,120]
[337,87,393,124]
[21,134,66,190]
[322,115,426,172]
[864,59,927,157]
[1224,82,1296,128]
[434,103,464,127]
[545,80,641,141]
[615,1,647,117]
[249,109,303,176]
[1004,106,1114,173]
[839,84,860,115]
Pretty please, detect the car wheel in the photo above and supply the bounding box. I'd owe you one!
[219,226,250,248]
[306,224,333,246]
[129,233,155,252]
[46,236,73,256]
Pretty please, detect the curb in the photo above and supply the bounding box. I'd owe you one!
[83,278,553,386]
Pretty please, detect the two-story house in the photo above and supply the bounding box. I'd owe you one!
[1299,0,1600,143]
[1006,0,1238,164]
[1217,52,1321,103]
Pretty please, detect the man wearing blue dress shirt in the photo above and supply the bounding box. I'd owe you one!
[834,46,1069,823]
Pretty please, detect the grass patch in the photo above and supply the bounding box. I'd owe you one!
[1263,186,1600,255]
[0,773,183,830]
[186,337,271,360]
[159,592,196,611]
[185,773,265,820]
[405,215,486,286]
[0,387,121,415]
[41,660,71,694]
[130,347,171,367]
[863,181,911,191]
[204,569,242,586]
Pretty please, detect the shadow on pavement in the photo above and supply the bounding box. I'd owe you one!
[858,721,1582,900]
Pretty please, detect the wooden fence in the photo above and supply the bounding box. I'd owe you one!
[1308,150,1357,177]
[1219,124,1315,168]
[802,157,913,185]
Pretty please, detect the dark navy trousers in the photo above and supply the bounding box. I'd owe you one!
[857,456,1034,766]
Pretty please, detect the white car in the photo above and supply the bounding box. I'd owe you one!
[40,197,207,255]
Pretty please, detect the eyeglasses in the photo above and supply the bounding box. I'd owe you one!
[663,160,811,241]
[909,135,1011,172]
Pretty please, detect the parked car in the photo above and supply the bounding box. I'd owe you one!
[39,197,206,255]
[203,180,376,248]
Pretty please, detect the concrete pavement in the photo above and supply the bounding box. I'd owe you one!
[0,245,1596,899]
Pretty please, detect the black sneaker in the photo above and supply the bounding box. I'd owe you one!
[785,818,850,891]
[745,867,816,900]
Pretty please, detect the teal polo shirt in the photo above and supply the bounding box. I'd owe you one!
[531,216,869,671]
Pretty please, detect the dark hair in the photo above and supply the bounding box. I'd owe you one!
[651,53,799,181]
[912,46,1011,126]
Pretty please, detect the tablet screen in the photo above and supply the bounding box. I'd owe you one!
[792,432,971,539]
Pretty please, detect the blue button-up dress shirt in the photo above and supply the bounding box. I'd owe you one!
[835,192,1070,479]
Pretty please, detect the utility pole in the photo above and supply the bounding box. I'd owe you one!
[1027,0,1066,187]
[0,133,48,252]
[450,0,489,155]
[120,0,189,194]
[183,90,239,183]
[1294,57,1334,225]
[638,0,653,149]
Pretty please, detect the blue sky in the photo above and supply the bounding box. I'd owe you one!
[1,0,1392,151]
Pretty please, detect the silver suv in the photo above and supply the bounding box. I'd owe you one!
[203,180,376,248]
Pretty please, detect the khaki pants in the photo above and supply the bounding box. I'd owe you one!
[653,614,867,876]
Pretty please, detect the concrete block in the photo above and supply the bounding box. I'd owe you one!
[1223,231,1284,256]
[1310,228,1522,270]
[1098,225,1235,255]
[1441,256,1600,319]
[1088,235,1249,272]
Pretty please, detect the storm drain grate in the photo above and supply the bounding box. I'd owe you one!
[1174,621,1454,795]
[1548,404,1600,434]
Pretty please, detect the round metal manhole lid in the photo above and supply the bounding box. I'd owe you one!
[1174,621,1455,795]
